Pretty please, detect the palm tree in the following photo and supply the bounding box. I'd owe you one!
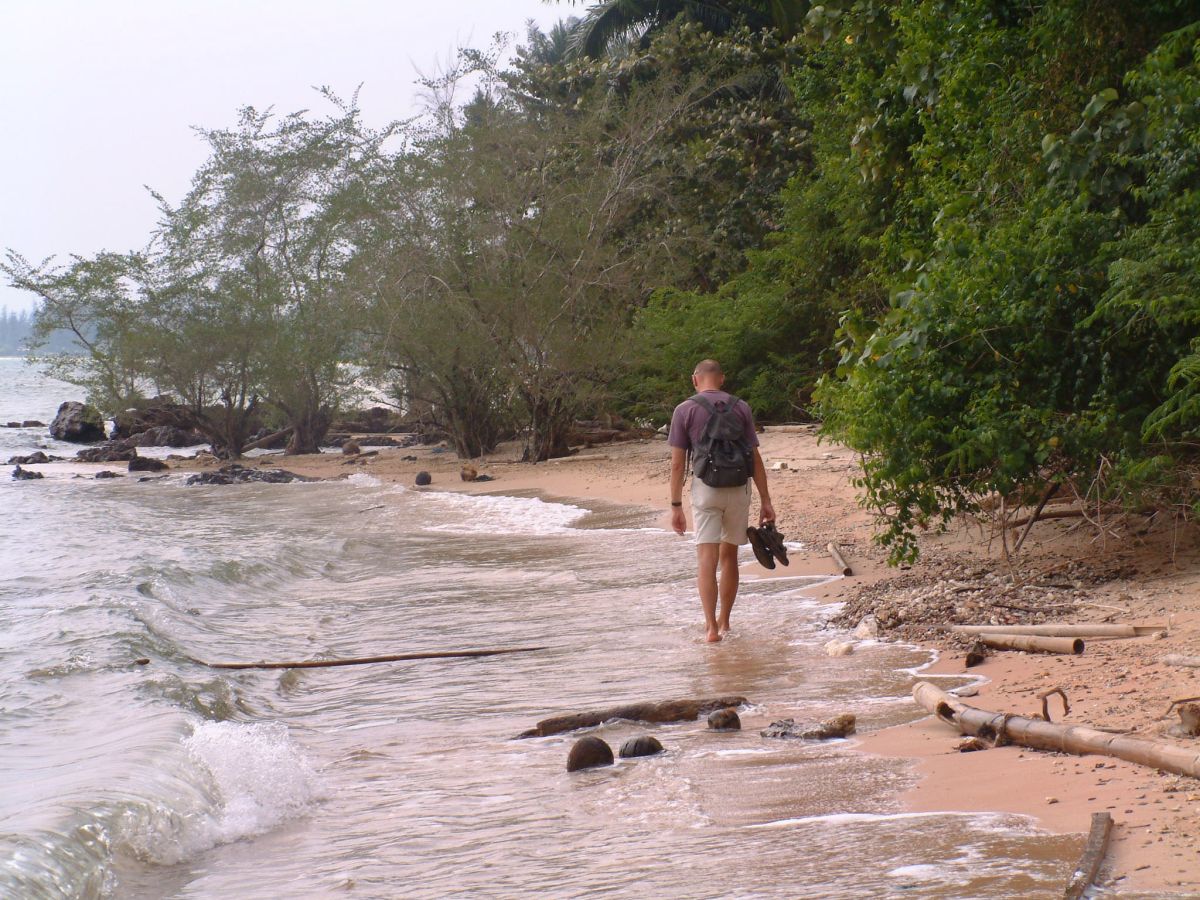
[560,0,808,59]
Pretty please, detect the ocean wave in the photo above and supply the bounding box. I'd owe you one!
[419,491,587,535]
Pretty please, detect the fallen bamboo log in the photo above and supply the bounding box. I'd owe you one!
[913,681,1200,777]
[827,542,852,576]
[1063,812,1114,900]
[198,646,547,670]
[243,427,293,452]
[979,634,1084,655]
[1164,654,1200,668]
[517,696,748,738]
[950,623,1164,638]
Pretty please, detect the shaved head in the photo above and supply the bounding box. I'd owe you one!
[691,359,725,390]
[693,359,723,377]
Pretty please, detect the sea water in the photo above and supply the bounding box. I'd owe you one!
[0,357,1082,898]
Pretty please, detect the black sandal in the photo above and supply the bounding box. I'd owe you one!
[746,526,776,569]
[760,522,789,566]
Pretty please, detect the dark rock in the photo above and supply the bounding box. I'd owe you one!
[707,708,741,731]
[49,401,106,443]
[619,736,664,759]
[5,422,20,428]
[128,425,206,448]
[22,420,46,428]
[964,641,988,668]
[128,456,169,473]
[12,465,43,480]
[761,714,856,741]
[186,464,312,486]
[357,435,408,448]
[342,440,361,456]
[110,397,194,441]
[415,471,432,486]
[95,470,122,479]
[566,736,614,772]
[8,451,50,465]
[329,406,405,434]
[474,474,495,482]
[76,443,137,463]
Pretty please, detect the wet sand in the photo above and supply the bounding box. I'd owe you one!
[186,428,1200,895]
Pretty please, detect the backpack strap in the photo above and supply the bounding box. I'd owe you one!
[688,393,725,416]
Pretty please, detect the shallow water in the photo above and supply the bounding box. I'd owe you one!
[0,357,1083,898]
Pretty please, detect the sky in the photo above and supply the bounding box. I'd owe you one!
[0,0,568,314]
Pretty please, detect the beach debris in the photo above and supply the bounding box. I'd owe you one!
[11,465,43,480]
[707,708,741,731]
[129,456,168,473]
[567,736,614,772]
[49,401,106,443]
[460,463,478,481]
[957,737,989,752]
[1037,687,1070,722]
[824,639,854,657]
[133,658,150,666]
[951,684,980,698]
[769,460,789,471]
[198,646,547,671]
[913,681,1200,777]
[1164,699,1200,737]
[415,471,432,486]
[95,470,122,479]
[1164,654,1200,669]
[950,623,1164,639]
[1063,812,1114,900]
[619,736,664,758]
[828,542,852,576]
[761,714,856,740]
[979,634,1085,656]
[186,464,312,485]
[518,696,748,738]
[964,641,989,667]
[852,615,878,639]
[342,439,361,455]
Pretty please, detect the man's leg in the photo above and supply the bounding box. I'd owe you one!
[696,542,721,643]
[717,541,739,635]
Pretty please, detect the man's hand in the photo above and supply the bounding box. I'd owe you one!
[671,505,687,535]
[759,500,775,525]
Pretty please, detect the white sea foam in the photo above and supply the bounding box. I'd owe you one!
[421,491,587,535]
[180,721,324,851]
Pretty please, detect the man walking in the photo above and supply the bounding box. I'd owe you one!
[668,359,775,643]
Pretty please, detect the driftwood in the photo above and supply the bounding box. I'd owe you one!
[827,542,852,576]
[198,646,547,670]
[517,695,748,738]
[1063,812,1114,900]
[1164,654,1200,668]
[1011,482,1061,555]
[951,623,1164,638]
[979,634,1084,655]
[913,681,1200,777]
[243,427,293,452]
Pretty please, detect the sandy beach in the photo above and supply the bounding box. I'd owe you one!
[195,427,1200,895]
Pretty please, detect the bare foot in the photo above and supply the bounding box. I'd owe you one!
[705,626,722,643]
[718,621,731,636]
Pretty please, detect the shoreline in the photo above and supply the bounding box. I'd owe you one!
[107,430,1200,893]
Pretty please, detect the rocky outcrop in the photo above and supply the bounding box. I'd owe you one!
[12,465,43,480]
[75,443,136,463]
[415,471,432,486]
[566,737,614,772]
[128,456,169,473]
[95,470,122,479]
[761,714,856,740]
[49,402,106,443]
[7,451,55,465]
[186,464,312,486]
[127,425,205,448]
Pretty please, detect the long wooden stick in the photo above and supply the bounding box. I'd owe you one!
[1011,482,1061,554]
[1063,812,1114,900]
[950,623,1164,638]
[979,634,1084,655]
[827,542,852,576]
[1164,654,1200,668]
[518,696,748,738]
[198,646,547,670]
[913,681,1200,777]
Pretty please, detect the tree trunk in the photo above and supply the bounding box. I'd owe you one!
[286,405,332,455]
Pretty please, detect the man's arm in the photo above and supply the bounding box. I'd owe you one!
[751,447,775,524]
[670,447,687,535]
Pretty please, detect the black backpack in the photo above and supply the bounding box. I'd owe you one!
[689,394,753,488]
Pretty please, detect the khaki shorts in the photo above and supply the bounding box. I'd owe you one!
[690,479,751,545]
